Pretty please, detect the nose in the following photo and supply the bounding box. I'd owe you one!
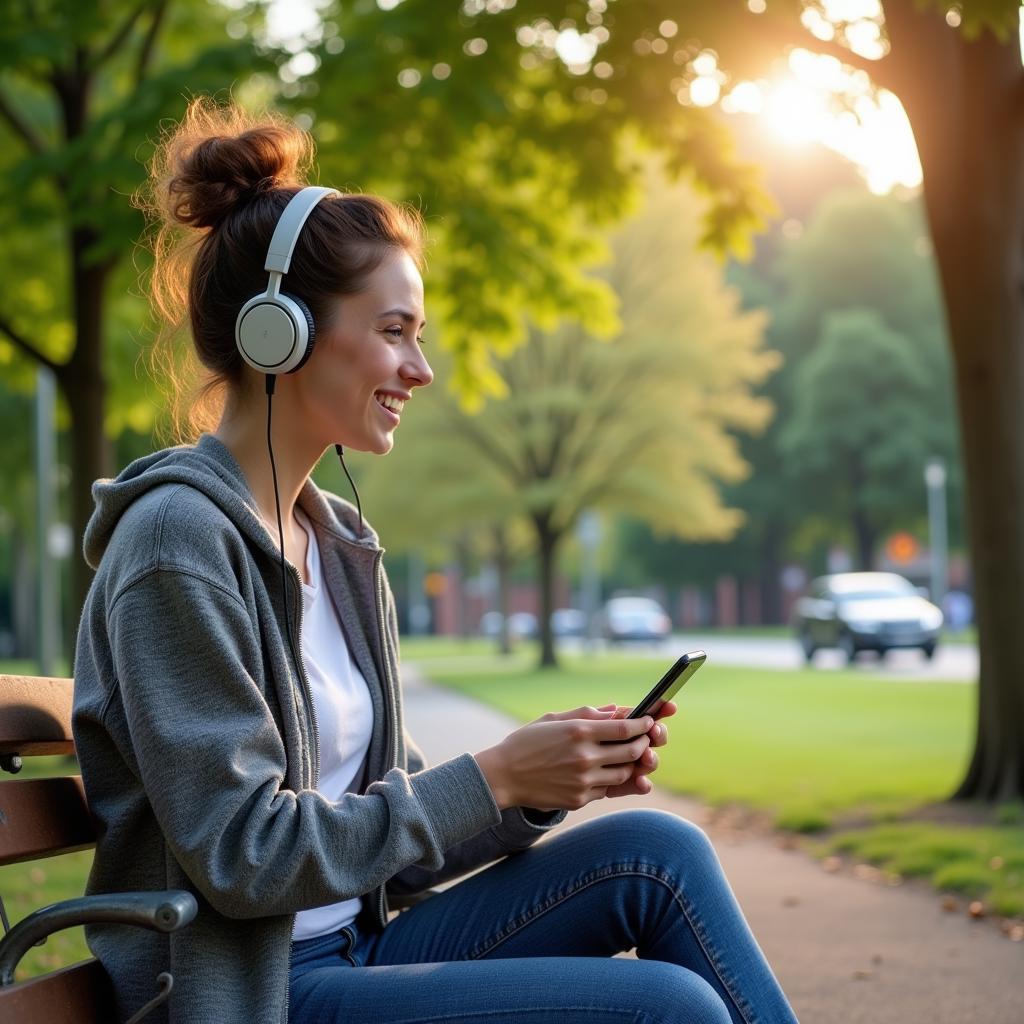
[401,349,433,389]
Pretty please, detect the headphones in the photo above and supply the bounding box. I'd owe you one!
[235,185,340,376]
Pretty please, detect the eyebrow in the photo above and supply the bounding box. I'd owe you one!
[378,307,427,328]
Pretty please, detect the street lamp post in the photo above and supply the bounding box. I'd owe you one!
[924,456,948,607]
[35,367,58,676]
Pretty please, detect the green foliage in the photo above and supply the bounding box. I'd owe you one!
[357,163,775,556]
[780,309,935,521]
[0,0,280,398]
[302,0,775,404]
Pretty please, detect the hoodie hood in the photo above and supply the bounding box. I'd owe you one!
[83,433,380,570]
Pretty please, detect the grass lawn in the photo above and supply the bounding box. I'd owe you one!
[401,639,1024,918]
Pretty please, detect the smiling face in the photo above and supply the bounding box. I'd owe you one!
[295,248,433,454]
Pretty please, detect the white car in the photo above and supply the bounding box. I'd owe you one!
[594,597,672,644]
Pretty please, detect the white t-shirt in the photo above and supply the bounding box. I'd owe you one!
[292,507,375,940]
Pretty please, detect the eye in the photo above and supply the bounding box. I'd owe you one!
[384,326,427,346]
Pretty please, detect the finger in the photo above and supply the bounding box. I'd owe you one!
[596,734,651,768]
[604,774,654,799]
[649,722,669,747]
[546,706,618,722]
[588,716,655,742]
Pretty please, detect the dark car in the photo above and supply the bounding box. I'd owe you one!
[793,572,943,663]
[594,596,672,644]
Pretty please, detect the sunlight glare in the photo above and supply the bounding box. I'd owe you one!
[690,77,722,107]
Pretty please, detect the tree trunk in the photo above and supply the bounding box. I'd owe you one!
[491,524,513,656]
[886,2,1024,800]
[58,234,113,670]
[532,514,562,669]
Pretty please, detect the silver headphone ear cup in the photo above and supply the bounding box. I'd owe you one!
[235,293,312,374]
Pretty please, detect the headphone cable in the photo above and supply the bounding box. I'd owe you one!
[335,443,364,538]
[265,374,301,677]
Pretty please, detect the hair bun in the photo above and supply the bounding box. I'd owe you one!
[153,99,314,230]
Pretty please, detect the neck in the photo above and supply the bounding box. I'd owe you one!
[213,385,325,536]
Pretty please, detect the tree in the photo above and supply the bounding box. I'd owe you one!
[779,309,937,568]
[772,189,962,568]
[338,0,1024,799]
[0,0,279,647]
[358,167,776,667]
[0,0,771,659]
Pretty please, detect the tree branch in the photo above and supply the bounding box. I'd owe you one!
[799,33,891,84]
[0,312,62,374]
[743,8,896,91]
[136,0,170,86]
[0,86,47,154]
[88,0,150,73]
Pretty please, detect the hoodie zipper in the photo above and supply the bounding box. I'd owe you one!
[373,551,397,927]
[286,561,320,788]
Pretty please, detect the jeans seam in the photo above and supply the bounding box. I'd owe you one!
[469,863,755,1024]
[373,1008,646,1024]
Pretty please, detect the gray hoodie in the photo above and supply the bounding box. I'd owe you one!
[72,433,563,1024]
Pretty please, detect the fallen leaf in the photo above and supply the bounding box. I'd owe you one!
[822,856,842,873]
[941,896,958,913]
[852,969,873,980]
[968,901,986,919]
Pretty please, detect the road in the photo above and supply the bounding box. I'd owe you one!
[560,634,978,681]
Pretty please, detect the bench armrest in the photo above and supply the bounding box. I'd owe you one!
[0,890,197,986]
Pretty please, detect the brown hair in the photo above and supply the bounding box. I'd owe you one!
[138,97,426,442]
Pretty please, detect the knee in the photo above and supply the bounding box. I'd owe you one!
[604,809,716,866]
[633,961,733,1024]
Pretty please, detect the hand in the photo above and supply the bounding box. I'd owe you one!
[474,705,655,812]
[592,700,677,798]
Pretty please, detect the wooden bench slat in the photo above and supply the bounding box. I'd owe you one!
[0,778,96,865]
[0,676,75,758]
[0,958,114,1022]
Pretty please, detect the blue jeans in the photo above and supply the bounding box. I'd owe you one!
[289,809,799,1024]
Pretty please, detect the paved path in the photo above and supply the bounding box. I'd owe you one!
[401,662,1022,1024]
[559,635,978,681]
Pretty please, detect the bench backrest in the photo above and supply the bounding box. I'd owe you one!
[0,673,115,1021]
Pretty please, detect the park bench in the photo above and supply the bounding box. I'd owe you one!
[0,674,197,1023]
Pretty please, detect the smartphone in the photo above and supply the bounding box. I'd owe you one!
[626,651,706,719]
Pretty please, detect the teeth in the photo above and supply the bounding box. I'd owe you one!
[376,393,405,414]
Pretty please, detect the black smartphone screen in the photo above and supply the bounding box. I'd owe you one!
[626,651,707,719]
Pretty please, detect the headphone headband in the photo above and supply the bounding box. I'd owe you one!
[265,186,339,275]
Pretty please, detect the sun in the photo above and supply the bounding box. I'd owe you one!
[716,49,923,196]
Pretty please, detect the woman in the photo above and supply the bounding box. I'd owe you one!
[72,99,798,1024]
